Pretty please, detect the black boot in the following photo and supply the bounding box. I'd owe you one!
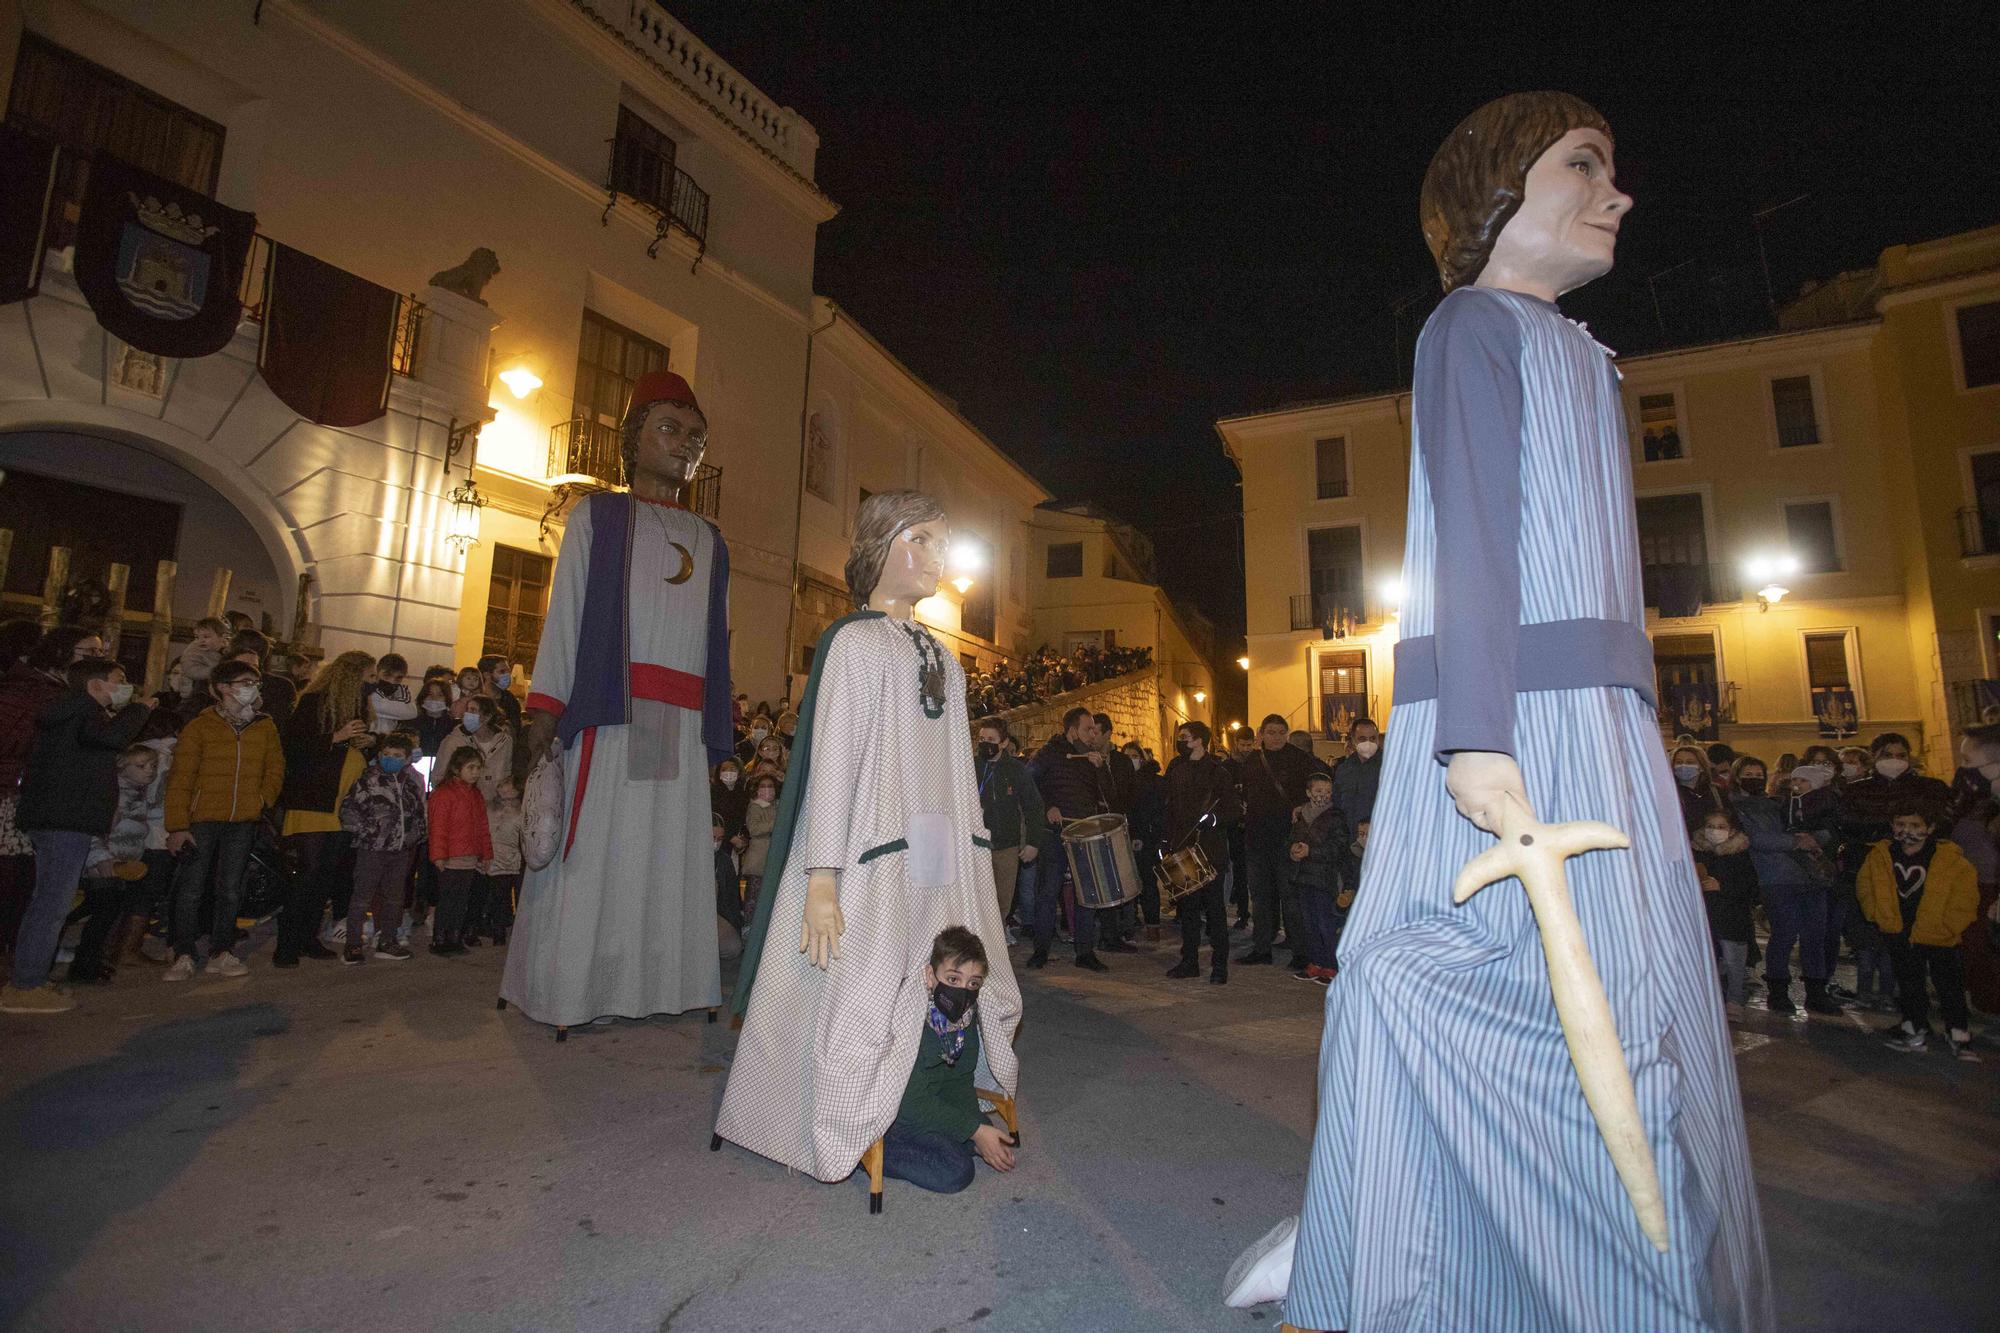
[1765,978,1797,1014]
[1166,959,1200,979]
[1025,946,1049,969]
[1803,978,1844,1015]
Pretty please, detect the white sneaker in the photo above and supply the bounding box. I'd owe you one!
[1223,1214,1297,1309]
[163,955,196,983]
[206,951,249,979]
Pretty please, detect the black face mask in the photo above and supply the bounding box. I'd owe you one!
[1175,740,1192,758]
[1738,777,1767,796]
[932,981,978,1025]
[976,741,999,761]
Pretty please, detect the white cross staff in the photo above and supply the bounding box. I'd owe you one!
[1453,792,1671,1253]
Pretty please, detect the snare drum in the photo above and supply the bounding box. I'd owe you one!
[1061,814,1142,910]
[1156,843,1218,901]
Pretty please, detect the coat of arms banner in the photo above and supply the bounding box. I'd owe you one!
[72,153,255,359]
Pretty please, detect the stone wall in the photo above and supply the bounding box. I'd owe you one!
[990,667,1164,759]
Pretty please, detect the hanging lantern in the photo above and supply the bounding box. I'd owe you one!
[446,478,486,553]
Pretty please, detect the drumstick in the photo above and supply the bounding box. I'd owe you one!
[1452,792,1669,1253]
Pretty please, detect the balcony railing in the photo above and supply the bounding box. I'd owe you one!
[236,233,426,375]
[607,148,711,250]
[1290,592,1368,636]
[1958,506,1999,558]
[1641,562,1739,613]
[547,415,721,520]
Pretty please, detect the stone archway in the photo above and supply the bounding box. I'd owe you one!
[0,412,306,634]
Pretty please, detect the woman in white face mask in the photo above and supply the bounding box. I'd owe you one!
[1669,745,1719,834]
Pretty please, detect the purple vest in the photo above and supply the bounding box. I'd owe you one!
[557,491,732,765]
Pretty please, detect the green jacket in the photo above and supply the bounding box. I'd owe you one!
[976,752,1048,851]
[893,1020,985,1142]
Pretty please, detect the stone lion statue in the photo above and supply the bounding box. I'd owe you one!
[428,248,502,304]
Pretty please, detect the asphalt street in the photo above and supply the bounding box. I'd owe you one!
[3,926,1996,1332]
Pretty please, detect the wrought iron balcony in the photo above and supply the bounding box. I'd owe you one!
[1290,592,1368,637]
[1959,506,1999,558]
[606,113,711,250]
[236,233,425,374]
[545,415,722,523]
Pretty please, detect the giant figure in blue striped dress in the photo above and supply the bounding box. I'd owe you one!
[1282,94,1773,1331]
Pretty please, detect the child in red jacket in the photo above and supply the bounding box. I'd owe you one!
[427,748,492,956]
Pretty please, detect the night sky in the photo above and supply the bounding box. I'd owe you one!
[674,2,2000,646]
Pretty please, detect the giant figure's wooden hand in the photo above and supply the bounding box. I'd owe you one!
[1453,791,1670,1252]
[800,869,844,970]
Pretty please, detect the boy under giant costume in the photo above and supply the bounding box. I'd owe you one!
[1252,94,1772,1332]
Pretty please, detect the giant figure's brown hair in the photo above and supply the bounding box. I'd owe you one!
[1420,92,1613,293]
[845,490,948,611]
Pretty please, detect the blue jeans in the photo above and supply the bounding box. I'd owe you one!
[1761,883,1829,984]
[1031,834,1098,956]
[13,829,93,990]
[169,820,259,959]
[882,1123,974,1194]
[1296,883,1341,970]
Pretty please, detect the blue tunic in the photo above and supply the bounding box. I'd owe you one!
[1286,288,1772,1331]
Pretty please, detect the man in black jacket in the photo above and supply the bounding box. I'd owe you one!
[1239,713,1320,966]
[1026,707,1114,971]
[1164,722,1240,983]
[1,658,151,1013]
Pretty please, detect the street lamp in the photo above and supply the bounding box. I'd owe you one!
[496,356,543,399]
[1744,553,1799,612]
[1236,655,1251,670]
[445,478,486,553]
[1193,689,1207,704]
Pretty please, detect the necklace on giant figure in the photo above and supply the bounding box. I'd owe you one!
[895,619,947,718]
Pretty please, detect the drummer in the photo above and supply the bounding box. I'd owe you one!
[1026,707,1118,972]
[1164,721,1240,984]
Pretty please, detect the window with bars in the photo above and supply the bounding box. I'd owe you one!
[1634,492,1713,607]
[1957,300,2000,390]
[1804,632,1851,690]
[1783,500,1841,573]
[574,309,670,431]
[4,33,226,249]
[1770,375,1821,447]
[484,544,552,674]
[1314,437,1349,499]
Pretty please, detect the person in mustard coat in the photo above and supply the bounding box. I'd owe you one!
[1857,799,1982,1060]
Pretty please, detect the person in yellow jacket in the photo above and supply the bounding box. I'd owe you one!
[1856,799,1982,1061]
[161,661,285,980]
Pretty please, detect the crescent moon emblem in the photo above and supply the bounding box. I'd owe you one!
[665,540,695,585]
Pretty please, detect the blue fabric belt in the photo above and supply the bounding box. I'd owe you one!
[1391,617,1658,709]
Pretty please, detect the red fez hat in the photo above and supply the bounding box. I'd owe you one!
[625,369,701,417]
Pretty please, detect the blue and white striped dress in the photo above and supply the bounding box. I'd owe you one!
[1286,288,1773,1332]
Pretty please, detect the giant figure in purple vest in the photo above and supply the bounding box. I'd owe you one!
[500,369,732,1028]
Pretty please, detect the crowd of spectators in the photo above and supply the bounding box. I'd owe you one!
[1673,728,1999,1059]
[0,620,540,1012]
[964,642,1153,718]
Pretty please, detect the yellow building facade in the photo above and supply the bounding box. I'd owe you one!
[1220,226,2000,772]
[1026,501,1218,740]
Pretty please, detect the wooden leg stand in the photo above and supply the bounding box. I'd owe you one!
[977,1089,1019,1145]
[861,1137,885,1214]
[495,997,507,1011]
